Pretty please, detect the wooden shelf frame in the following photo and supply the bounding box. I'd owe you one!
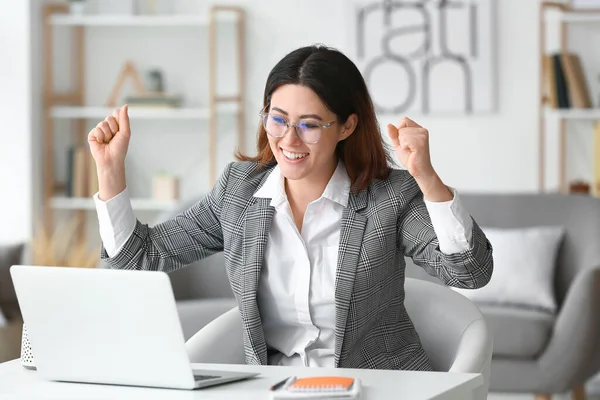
[48,13,237,26]
[42,4,246,235]
[539,1,600,193]
[50,196,177,211]
[50,104,238,120]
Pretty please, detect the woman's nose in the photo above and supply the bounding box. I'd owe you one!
[280,125,303,146]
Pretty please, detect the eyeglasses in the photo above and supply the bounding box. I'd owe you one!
[259,108,336,144]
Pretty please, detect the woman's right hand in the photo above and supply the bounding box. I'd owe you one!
[88,105,131,172]
[88,105,130,200]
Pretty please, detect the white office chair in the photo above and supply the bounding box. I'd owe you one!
[404,278,493,400]
[186,278,493,398]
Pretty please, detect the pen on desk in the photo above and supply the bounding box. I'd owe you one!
[270,376,294,391]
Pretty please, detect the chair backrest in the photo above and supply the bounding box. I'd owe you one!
[186,280,492,385]
[406,193,600,306]
[404,278,492,397]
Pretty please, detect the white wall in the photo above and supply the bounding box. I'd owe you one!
[4,0,577,241]
[0,1,33,243]
[243,0,541,193]
[68,0,543,199]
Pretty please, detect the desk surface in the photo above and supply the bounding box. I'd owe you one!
[0,359,482,400]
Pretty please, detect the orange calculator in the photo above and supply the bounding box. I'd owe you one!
[269,376,362,399]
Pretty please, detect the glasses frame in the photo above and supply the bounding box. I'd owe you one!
[259,107,336,144]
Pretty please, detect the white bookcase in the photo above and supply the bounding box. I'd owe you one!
[539,1,600,193]
[42,3,246,236]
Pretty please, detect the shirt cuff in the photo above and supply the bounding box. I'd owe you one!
[424,187,474,254]
[93,187,136,258]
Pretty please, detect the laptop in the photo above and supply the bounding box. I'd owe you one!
[10,265,258,390]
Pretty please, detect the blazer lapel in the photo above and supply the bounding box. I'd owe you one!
[241,196,274,365]
[334,189,368,367]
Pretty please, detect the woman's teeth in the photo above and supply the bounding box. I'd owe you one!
[282,149,308,160]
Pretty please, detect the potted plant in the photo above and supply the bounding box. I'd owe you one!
[20,218,100,370]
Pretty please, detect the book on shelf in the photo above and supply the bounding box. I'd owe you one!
[125,93,183,108]
[543,54,558,108]
[561,53,593,108]
[65,146,98,198]
[544,52,593,109]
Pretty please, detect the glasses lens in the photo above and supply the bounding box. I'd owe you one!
[263,114,287,137]
[296,120,322,144]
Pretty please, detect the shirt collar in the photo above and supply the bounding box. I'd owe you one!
[322,160,350,207]
[253,160,351,208]
[253,164,287,207]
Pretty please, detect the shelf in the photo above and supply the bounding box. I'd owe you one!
[545,11,600,23]
[49,14,237,27]
[41,3,246,236]
[51,196,177,211]
[50,104,238,120]
[546,108,600,120]
[560,12,600,22]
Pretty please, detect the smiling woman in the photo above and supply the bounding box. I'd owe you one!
[91,43,493,372]
[237,45,392,197]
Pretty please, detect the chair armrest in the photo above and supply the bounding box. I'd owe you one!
[176,298,237,341]
[537,267,600,391]
[185,307,245,364]
[450,318,493,400]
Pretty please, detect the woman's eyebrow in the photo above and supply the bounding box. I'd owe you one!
[298,113,323,121]
[271,107,323,121]
[271,107,288,115]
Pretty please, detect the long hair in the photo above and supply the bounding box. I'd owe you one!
[236,44,392,193]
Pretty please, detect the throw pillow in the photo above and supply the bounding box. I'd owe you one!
[0,243,25,321]
[453,226,565,313]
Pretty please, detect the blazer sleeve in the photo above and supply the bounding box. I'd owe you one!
[397,177,493,289]
[100,163,232,272]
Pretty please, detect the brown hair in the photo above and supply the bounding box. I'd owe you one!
[236,44,392,193]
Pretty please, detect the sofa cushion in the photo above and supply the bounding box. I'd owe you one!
[0,243,24,321]
[453,226,565,313]
[479,305,555,358]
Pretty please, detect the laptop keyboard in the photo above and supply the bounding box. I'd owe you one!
[194,374,220,381]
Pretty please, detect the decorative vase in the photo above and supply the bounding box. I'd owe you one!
[20,324,36,370]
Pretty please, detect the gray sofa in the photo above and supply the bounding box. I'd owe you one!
[406,193,600,398]
[168,253,236,340]
[123,199,236,341]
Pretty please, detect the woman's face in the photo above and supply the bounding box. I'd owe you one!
[265,84,353,185]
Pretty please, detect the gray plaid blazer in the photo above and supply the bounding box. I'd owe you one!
[102,161,493,371]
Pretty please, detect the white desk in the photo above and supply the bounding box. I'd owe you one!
[0,359,483,400]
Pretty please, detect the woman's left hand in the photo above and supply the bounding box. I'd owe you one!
[387,117,453,202]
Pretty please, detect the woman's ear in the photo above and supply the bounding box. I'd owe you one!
[338,114,358,142]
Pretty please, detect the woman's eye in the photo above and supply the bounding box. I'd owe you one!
[299,122,319,130]
[272,116,286,125]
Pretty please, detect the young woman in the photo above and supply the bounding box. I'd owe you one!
[89,44,493,371]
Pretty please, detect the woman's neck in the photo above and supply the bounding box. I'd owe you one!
[285,159,338,209]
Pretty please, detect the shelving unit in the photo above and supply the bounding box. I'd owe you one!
[50,103,238,120]
[546,108,600,120]
[539,1,600,193]
[559,11,600,22]
[49,14,236,26]
[50,196,176,211]
[42,3,246,237]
